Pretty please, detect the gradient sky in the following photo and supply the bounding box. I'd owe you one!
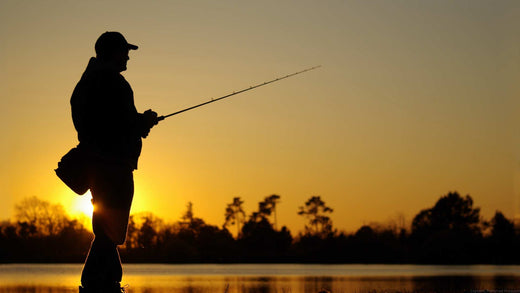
[1,0,519,233]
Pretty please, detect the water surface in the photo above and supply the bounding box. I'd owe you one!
[1,264,519,293]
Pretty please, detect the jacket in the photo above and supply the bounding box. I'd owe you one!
[70,57,147,170]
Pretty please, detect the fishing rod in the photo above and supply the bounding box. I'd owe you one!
[157,65,321,121]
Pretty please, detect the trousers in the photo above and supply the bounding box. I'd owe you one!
[81,161,134,288]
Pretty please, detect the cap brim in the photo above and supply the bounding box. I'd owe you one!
[128,43,138,50]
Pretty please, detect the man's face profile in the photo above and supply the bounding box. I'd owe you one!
[114,49,130,72]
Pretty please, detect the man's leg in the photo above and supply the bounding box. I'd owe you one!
[80,162,134,292]
[81,226,122,289]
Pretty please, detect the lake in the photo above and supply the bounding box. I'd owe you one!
[1,264,520,293]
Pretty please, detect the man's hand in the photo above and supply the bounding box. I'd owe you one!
[141,109,159,138]
[143,109,159,128]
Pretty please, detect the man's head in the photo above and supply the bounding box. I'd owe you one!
[95,32,138,72]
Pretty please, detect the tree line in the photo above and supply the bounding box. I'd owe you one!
[0,191,518,264]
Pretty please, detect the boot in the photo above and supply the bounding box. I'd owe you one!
[79,283,127,293]
[79,286,100,293]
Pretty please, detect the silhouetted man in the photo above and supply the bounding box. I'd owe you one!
[71,32,158,293]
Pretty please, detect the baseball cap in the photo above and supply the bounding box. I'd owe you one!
[95,31,138,55]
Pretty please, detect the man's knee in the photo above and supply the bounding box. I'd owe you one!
[92,207,130,246]
[109,227,127,245]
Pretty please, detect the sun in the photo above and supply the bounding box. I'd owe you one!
[73,191,94,217]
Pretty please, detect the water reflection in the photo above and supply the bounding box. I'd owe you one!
[3,276,520,293]
[411,276,477,293]
[0,287,72,293]
[2,264,520,293]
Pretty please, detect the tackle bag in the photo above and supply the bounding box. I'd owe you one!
[55,147,90,195]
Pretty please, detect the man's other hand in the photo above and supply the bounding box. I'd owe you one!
[143,109,159,128]
[141,109,158,138]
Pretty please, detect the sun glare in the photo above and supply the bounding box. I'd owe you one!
[73,191,94,217]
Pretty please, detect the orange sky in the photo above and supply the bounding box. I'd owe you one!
[1,1,519,233]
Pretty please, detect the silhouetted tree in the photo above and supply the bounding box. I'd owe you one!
[224,197,246,238]
[14,196,69,236]
[240,217,292,262]
[260,194,281,230]
[4,193,520,264]
[298,196,334,237]
[181,202,204,231]
[239,196,292,261]
[487,211,517,263]
[349,224,407,263]
[164,203,235,262]
[412,191,481,236]
[249,196,276,224]
[386,212,409,240]
[490,211,515,240]
[246,194,281,227]
[0,197,92,262]
[410,191,483,263]
[124,215,139,250]
[120,212,164,261]
[195,224,236,262]
[138,216,158,249]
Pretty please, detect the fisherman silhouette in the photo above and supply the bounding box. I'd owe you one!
[66,31,158,293]
[52,33,319,293]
